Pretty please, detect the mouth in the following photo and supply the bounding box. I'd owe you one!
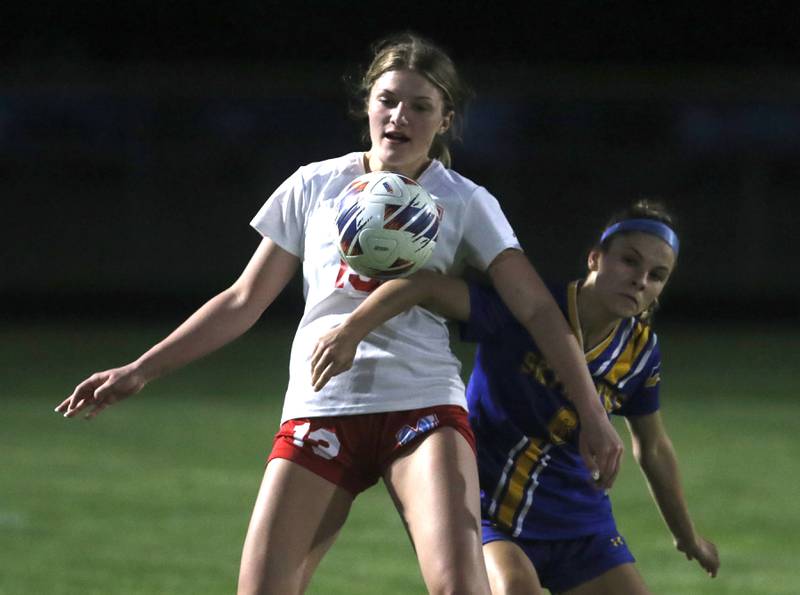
[383,130,410,144]
[619,294,639,308]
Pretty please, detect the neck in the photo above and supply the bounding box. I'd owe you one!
[577,279,621,351]
[364,152,431,179]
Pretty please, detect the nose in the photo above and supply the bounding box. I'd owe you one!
[390,102,409,126]
[631,269,647,290]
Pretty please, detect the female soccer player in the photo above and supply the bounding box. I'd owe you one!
[55,33,622,595]
[310,201,720,594]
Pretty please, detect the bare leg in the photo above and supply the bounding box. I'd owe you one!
[383,427,491,595]
[562,563,650,595]
[237,459,353,595]
[484,540,544,595]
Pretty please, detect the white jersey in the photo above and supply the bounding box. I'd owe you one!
[251,152,520,422]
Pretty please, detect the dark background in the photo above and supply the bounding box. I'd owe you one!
[4,2,799,323]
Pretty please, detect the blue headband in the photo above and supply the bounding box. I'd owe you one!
[599,219,680,256]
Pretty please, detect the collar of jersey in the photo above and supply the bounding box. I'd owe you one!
[567,280,620,364]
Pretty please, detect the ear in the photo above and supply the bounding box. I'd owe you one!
[439,110,454,134]
[587,249,600,272]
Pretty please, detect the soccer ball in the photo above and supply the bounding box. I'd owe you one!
[335,171,440,280]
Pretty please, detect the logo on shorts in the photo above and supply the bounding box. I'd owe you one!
[610,536,625,547]
[396,414,440,447]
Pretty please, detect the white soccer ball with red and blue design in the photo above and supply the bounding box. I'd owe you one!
[335,171,440,280]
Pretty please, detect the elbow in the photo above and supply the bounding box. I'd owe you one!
[634,439,669,472]
[631,441,649,468]
[221,283,267,327]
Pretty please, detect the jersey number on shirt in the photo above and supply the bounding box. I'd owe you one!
[334,259,382,293]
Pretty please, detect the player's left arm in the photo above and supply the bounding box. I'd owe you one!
[626,412,720,577]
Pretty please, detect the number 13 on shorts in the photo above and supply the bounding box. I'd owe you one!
[292,422,342,460]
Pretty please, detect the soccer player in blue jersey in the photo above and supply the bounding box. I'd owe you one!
[310,200,720,594]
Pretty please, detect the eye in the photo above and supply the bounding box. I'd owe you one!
[413,102,433,112]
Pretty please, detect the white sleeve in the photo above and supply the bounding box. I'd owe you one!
[250,168,307,258]
[462,186,521,270]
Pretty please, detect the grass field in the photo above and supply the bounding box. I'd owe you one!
[2,319,799,594]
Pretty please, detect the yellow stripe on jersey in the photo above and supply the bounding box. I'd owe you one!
[567,281,620,363]
[496,438,544,529]
[644,371,660,388]
[547,407,578,444]
[602,322,651,385]
[585,322,621,364]
[495,407,579,529]
[598,383,617,413]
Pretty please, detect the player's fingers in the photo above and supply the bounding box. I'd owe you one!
[61,386,88,413]
[598,443,623,490]
[63,397,91,418]
[310,341,324,370]
[311,349,331,386]
[63,375,105,414]
[312,360,330,391]
[602,459,618,489]
[312,361,336,392]
[701,545,720,577]
[92,379,120,409]
[578,440,597,474]
[54,396,72,413]
[310,347,322,376]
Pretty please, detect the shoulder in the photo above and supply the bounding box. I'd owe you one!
[297,152,364,183]
[286,152,366,205]
[421,161,495,206]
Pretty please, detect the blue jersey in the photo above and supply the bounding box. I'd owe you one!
[462,281,661,540]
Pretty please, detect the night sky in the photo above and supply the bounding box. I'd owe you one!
[5,2,800,320]
[4,2,799,68]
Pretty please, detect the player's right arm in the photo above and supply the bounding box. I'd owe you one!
[55,238,300,419]
[310,270,469,390]
[486,248,623,489]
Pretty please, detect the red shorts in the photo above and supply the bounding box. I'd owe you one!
[268,405,475,497]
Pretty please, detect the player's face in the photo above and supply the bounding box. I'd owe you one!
[365,69,453,179]
[588,232,676,318]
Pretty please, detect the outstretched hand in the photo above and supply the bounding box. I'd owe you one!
[55,365,146,419]
[310,325,360,391]
[677,535,720,578]
[578,412,624,491]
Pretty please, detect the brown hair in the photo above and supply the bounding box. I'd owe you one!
[598,199,677,253]
[350,32,472,168]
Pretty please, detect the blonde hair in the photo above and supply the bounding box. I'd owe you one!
[352,32,471,168]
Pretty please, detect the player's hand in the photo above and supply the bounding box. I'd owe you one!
[677,535,720,578]
[55,364,146,419]
[577,412,624,490]
[310,325,359,391]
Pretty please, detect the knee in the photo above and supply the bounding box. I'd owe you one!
[237,564,301,595]
[425,565,491,595]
